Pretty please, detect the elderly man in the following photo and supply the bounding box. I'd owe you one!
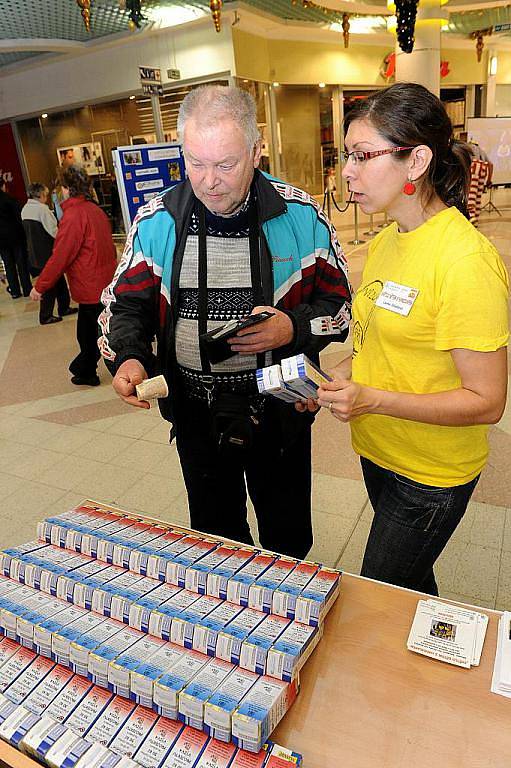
[21,182,77,325]
[99,85,351,559]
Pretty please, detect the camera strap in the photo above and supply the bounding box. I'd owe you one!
[196,196,266,407]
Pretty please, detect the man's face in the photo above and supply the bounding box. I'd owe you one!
[183,117,261,216]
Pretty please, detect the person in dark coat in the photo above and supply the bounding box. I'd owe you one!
[0,178,32,298]
[21,182,77,325]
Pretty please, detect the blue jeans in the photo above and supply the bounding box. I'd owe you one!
[360,458,479,595]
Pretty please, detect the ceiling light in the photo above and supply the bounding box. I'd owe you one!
[272,82,280,87]
[145,5,205,28]
[41,113,48,118]
[319,82,326,88]
[490,55,498,76]
[129,95,136,100]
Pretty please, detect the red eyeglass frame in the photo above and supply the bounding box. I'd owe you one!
[342,146,415,163]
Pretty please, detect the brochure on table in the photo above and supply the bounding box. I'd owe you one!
[113,143,186,231]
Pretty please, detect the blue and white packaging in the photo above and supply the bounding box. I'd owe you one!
[107,634,166,697]
[109,575,161,624]
[280,353,332,399]
[52,612,109,667]
[128,583,182,633]
[231,675,299,753]
[170,595,222,649]
[239,615,291,675]
[247,559,298,614]
[0,702,41,748]
[91,571,147,617]
[19,713,67,760]
[271,562,320,620]
[265,622,322,682]
[293,567,341,626]
[216,608,267,665]
[69,618,126,676]
[191,601,244,657]
[203,666,259,743]
[206,548,256,601]
[44,728,93,768]
[226,555,276,607]
[178,657,234,730]
[146,535,201,582]
[256,365,303,403]
[128,529,184,576]
[165,539,220,589]
[130,643,185,708]
[153,649,211,719]
[87,625,145,687]
[0,646,38,692]
[184,546,239,595]
[148,589,202,641]
[34,604,89,658]
[56,559,114,603]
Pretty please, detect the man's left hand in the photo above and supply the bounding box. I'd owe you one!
[229,306,294,354]
[30,288,42,302]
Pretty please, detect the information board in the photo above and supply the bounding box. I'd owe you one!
[113,142,186,230]
[467,117,511,185]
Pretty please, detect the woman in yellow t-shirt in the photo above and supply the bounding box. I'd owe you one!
[307,83,509,594]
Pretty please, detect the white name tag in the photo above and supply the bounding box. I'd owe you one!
[375,280,419,317]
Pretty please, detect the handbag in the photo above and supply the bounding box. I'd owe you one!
[210,392,261,452]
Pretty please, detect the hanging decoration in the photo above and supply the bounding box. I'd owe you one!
[125,0,144,30]
[380,52,451,81]
[470,28,492,62]
[76,0,91,32]
[395,0,418,54]
[342,13,350,48]
[210,0,222,32]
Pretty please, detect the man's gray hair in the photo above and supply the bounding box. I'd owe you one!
[177,85,259,148]
[27,182,47,199]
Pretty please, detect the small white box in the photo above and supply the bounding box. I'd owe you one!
[232,675,299,753]
[178,657,234,730]
[203,666,259,743]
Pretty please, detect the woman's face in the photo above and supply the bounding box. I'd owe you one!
[342,118,411,217]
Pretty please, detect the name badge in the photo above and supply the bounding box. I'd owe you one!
[375,280,419,317]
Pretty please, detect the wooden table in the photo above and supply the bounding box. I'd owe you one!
[274,574,510,768]
[0,511,508,768]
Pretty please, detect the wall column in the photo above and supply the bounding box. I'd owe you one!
[395,0,447,96]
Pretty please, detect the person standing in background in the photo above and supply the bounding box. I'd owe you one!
[0,178,32,299]
[21,182,77,325]
[30,166,116,386]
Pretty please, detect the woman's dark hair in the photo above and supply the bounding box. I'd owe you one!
[27,182,47,199]
[344,82,472,217]
[60,164,93,200]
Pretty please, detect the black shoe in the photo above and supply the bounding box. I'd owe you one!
[71,375,100,387]
[40,316,63,325]
[59,307,79,316]
[10,293,21,299]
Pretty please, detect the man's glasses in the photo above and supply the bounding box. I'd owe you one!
[341,146,415,164]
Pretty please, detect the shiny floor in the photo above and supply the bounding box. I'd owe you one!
[0,189,510,611]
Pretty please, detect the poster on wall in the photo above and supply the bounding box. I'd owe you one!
[56,142,105,175]
[0,124,27,203]
[112,142,186,230]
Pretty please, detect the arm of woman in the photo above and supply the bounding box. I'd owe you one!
[318,346,508,426]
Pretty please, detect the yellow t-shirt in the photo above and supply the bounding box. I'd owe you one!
[351,206,509,487]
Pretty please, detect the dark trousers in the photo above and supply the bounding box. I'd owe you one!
[68,303,102,379]
[175,398,313,559]
[360,457,479,595]
[1,244,31,296]
[30,268,70,323]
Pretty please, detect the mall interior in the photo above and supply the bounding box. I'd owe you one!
[1,1,511,612]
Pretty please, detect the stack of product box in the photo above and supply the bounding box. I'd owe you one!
[0,500,341,766]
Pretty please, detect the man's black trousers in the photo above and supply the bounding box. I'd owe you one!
[175,397,313,560]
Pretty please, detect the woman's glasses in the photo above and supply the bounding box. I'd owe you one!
[341,146,415,164]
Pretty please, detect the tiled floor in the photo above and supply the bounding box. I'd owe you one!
[0,188,510,611]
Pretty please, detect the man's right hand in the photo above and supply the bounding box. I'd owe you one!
[112,359,150,409]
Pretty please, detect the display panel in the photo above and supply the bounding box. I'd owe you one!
[467,117,511,185]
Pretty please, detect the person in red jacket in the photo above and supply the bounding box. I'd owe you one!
[30,165,117,386]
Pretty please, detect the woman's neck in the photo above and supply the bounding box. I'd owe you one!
[391,195,448,233]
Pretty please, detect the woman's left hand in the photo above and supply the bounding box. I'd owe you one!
[317,379,372,421]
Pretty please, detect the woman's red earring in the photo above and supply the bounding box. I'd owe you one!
[403,180,416,195]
